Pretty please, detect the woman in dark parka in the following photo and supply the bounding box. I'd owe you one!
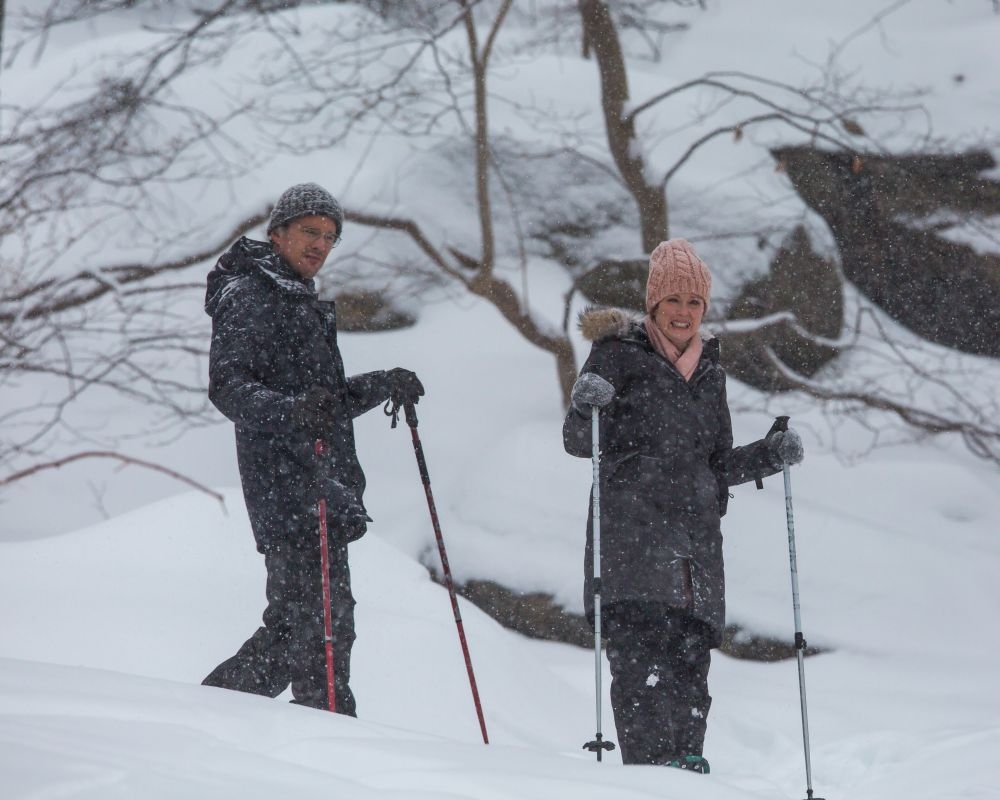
[563,238,804,772]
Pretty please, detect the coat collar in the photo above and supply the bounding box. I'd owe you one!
[205,237,316,317]
[577,306,720,365]
[237,237,317,298]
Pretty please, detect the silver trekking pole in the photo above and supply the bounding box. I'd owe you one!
[771,416,824,800]
[575,374,616,763]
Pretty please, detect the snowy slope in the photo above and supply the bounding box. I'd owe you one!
[2,424,1000,798]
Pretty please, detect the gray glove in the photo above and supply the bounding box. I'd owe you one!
[571,372,615,413]
[767,429,804,467]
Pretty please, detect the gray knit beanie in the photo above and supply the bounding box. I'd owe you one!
[267,183,344,236]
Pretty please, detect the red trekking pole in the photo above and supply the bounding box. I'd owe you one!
[388,401,489,744]
[315,438,337,713]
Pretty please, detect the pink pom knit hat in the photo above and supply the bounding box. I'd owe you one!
[645,238,713,312]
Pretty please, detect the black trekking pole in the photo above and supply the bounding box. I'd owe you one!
[770,416,824,800]
[386,400,489,744]
[583,398,616,762]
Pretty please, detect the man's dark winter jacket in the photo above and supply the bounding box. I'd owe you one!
[205,237,390,552]
[563,308,781,644]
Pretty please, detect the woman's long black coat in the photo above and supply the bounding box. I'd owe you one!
[205,237,389,553]
[563,308,780,644]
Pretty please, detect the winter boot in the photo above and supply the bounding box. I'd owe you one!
[665,754,710,774]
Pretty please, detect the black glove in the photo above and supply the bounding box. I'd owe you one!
[385,367,425,406]
[571,372,615,414]
[767,428,805,467]
[291,385,337,432]
[319,475,370,525]
[317,474,371,543]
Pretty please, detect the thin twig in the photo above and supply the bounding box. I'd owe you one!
[1,450,227,507]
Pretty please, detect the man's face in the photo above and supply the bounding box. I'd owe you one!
[270,214,340,280]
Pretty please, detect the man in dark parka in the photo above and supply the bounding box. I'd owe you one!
[202,183,424,713]
[564,238,804,770]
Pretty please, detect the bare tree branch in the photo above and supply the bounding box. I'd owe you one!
[761,347,1000,467]
[0,450,227,506]
[2,211,269,322]
[3,0,996,499]
[346,205,578,402]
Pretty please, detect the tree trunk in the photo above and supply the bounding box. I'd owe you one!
[468,272,577,409]
[554,336,579,411]
[578,0,669,250]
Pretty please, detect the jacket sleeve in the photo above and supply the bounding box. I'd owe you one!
[345,371,390,418]
[562,342,620,458]
[208,285,301,434]
[708,373,781,489]
[562,404,592,458]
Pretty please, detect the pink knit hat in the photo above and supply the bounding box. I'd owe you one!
[645,238,712,312]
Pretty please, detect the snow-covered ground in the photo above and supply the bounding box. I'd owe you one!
[3,297,1000,800]
[3,1,1000,798]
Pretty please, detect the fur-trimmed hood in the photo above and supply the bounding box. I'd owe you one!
[578,306,642,342]
[578,306,718,357]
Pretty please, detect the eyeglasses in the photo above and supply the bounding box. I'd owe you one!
[294,224,341,248]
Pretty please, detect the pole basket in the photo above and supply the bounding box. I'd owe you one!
[583,735,616,762]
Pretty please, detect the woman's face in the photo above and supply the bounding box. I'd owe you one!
[652,292,705,350]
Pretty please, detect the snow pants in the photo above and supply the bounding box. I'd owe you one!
[604,602,713,765]
[202,538,357,714]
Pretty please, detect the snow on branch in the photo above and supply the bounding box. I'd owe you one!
[709,310,857,349]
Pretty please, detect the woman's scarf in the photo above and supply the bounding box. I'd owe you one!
[644,316,703,382]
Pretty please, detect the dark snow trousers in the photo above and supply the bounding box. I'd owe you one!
[203,539,357,715]
[604,603,713,765]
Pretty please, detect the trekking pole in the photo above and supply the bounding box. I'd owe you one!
[583,401,616,762]
[315,438,337,713]
[771,416,824,800]
[387,401,489,744]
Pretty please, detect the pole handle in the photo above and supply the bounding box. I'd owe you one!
[382,398,419,429]
[756,415,791,489]
[768,415,790,436]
